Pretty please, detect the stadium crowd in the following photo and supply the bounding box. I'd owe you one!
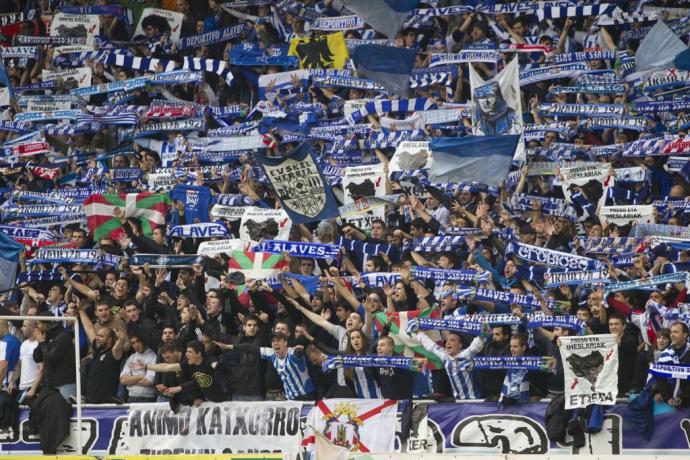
[0,0,689,447]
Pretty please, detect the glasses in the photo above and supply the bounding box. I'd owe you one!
[367,297,381,303]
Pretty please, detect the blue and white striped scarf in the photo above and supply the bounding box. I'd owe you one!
[519,63,590,85]
[413,236,465,253]
[577,237,645,255]
[604,272,689,297]
[537,3,615,19]
[346,98,436,125]
[635,223,690,239]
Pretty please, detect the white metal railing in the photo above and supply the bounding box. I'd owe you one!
[0,315,82,453]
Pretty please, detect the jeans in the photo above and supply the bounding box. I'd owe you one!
[57,383,77,403]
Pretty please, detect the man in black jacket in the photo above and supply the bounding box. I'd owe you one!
[372,336,413,400]
[476,325,511,401]
[224,315,268,401]
[33,314,76,402]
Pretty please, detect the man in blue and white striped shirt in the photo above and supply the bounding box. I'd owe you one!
[411,323,489,400]
[232,332,315,401]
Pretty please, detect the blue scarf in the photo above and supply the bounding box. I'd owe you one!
[411,266,490,284]
[322,355,417,373]
[0,225,55,242]
[254,240,339,259]
[505,240,605,270]
[130,254,201,268]
[604,272,689,296]
[30,249,121,267]
[337,237,400,263]
[167,223,228,238]
[473,356,556,372]
[178,24,248,50]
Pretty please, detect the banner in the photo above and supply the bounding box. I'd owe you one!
[197,238,250,257]
[288,32,349,69]
[2,402,690,455]
[167,223,228,238]
[599,205,654,226]
[560,334,618,409]
[341,163,387,230]
[51,12,99,45]
[239,207,291,242]
[42,67,92,89]
[134,8,184,43]
[302,399,397,453]
[469,58,523,137]
[389,141,431,175]
[559,162,612,221]
[256,143,339,224]
[117,402,302,455]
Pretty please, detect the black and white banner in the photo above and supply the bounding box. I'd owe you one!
[51,12,99,45]
[341,163,388,230]
[239,207,291,243]
[117,402,303,455]
[599,205,654,227]
[134,8,184,43]
[560,335,618,409]
[197,238,250,257]
[560,162,612,221]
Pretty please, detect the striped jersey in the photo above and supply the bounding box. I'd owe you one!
[353,366,382,399]
[418,333,485,400]
[260,347,315,400]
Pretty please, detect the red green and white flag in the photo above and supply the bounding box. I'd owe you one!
[227,250,287,292]
[374,307,444,370]
[83,192,171,240]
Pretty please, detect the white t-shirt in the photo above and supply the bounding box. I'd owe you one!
[121,349,157,398]
[19,340,40,391]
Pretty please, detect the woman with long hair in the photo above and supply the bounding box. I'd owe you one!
[344,330,381,399]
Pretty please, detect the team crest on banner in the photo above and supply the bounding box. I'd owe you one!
[303,399,397,453]
[559,335,619,409]
[256,143,339,224]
